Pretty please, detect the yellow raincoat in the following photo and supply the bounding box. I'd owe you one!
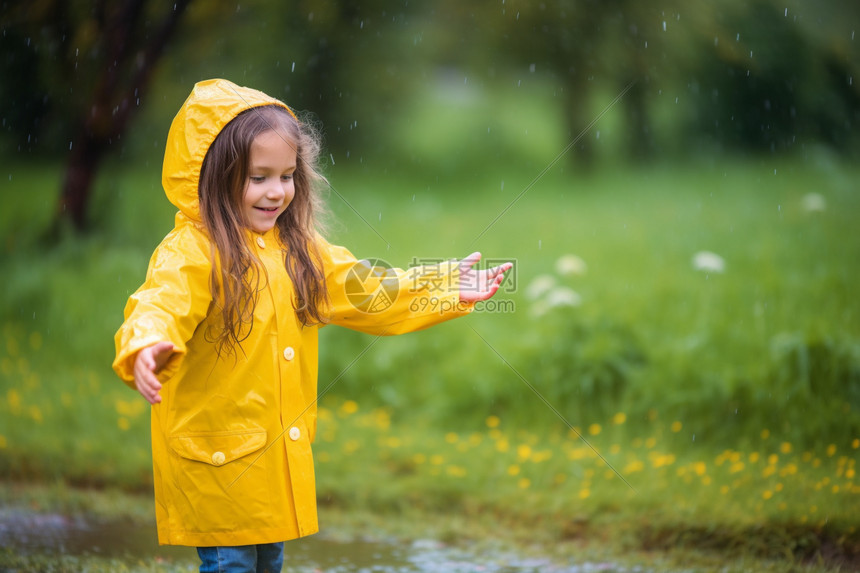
[113,79,473,547]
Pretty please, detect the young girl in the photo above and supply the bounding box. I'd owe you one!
[113,78,511,572]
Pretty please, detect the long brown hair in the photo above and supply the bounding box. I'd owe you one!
[198,104,329,356]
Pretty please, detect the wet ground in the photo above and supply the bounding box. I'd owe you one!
[0,508,638,572]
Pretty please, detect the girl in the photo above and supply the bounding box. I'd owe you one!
[113,79,511,573]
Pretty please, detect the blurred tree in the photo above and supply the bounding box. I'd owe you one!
[429,1,665,167]
[0,0,192,234]
[656,0,860,155]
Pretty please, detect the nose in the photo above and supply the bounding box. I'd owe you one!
[265,181,286,200]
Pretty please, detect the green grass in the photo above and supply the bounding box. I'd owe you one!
[1,149,859,570]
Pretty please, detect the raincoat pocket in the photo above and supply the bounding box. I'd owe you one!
[167,428,274,535]
[169,429,267,466]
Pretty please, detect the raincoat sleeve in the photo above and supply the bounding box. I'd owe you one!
[113,226,213,388]
[318,238,474,335]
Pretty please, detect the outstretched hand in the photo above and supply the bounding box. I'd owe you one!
[133,341,174,405]
[458,252,513,303]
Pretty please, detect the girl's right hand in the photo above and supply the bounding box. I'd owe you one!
[133,341,175,404]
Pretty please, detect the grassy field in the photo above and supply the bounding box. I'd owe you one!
[1,149,859,570]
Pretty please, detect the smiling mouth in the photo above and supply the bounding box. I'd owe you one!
[255,206,280,212]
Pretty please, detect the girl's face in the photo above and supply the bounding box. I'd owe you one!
[242,129,297,233]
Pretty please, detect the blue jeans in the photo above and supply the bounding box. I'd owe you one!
[197,542,284,573]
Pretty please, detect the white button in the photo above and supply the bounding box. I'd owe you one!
[283,346,295,361]
[289,427,301,441]
[211,451,226,465]
[256,236,266,248]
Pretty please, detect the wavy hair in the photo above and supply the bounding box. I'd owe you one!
[198,104,329,356]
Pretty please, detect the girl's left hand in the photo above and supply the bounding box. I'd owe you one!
[458,252,513,303]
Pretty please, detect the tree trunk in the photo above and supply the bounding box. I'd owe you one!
[58,131,106,231]
[51,0,192,237]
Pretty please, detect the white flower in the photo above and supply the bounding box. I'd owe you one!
[530,299,550,318]
[801,193,826,213]
[555,254,587,276]
[545,286,582,308]
[525,274,556,300]
[692,251,725,273]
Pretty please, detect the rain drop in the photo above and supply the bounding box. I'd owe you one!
[529,63,536,73]
[329,153,335,165]
[662,21,666,32]
[360,20,364,29]
[785,8,788,16]
[291,62,295,72]
[378,212,382,221]
[736,33,740,42]
[714,37,719,46]
[500,180,504,191]
[538,239,542,250]
[596,130,600,140]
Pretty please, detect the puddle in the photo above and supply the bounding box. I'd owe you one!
[0,509,636,572]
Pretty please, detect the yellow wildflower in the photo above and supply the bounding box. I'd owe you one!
[446,465,467,477]
[517,444,532,461]
[6,389,21,413]
[339,400,359,416]
[485,415,500,428]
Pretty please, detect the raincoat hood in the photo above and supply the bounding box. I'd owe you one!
[161,78,296,221]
